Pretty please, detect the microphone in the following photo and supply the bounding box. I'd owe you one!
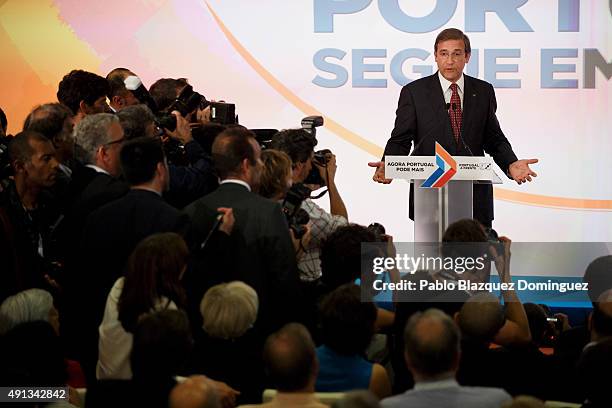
[445,102,451,111]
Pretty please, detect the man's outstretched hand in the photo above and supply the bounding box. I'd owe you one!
[509,159,539,185]
[369,161,393,184]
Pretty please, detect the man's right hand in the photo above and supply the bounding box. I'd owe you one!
[491,236,512,283]
[165,111,193,145]
[369,161,392,184]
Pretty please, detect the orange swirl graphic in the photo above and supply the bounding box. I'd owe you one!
[204,1,612,211]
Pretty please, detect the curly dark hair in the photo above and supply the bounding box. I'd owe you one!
[270,128,317,166]
[57,70,109,115]
[319,284,377,356]
[320,224,378,291]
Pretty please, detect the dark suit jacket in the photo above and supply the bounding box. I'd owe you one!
[58,165,129,267]
[383,73,518,224]
[69,188,190,380]
[183,182,301,336]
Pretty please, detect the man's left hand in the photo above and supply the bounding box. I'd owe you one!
[509,159,539,185]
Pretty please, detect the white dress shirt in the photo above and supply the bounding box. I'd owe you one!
[438,71,465,110]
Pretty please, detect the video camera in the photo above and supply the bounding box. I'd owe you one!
[281,182,311,239]
[156,85,237,131]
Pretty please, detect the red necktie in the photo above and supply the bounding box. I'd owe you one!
[449,83,462,144]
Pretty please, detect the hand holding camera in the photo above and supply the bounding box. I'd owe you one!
[165,111,193,145]
[316,152,337,186]
[490,235,512,283]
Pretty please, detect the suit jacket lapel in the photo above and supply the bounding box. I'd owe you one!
[462,75,476,143]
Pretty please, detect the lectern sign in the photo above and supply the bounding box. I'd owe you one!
[385,142,503,187]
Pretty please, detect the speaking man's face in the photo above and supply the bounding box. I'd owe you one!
[435,39,471,83]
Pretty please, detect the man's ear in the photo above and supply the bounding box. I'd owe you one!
[404,351,413,371]
[12,159,26,174]
[588,310,593,332]
[79,100,91,115]
[465,52,471,64]
[156,161,166,177]
[111,95,124,109]
[241,157,251,175]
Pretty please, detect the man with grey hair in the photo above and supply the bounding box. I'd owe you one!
[381,309,510,408]
[0,288,59,335]
[59,113,129,381]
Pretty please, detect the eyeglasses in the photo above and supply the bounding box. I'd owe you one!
[437,50,466,60]
[103,137,125,147]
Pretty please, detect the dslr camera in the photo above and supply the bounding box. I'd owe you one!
[281,183,311,239]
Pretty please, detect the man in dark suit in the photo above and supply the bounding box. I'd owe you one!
[184,127,301,337]
[71,137,191,381]
[370,28,538,227]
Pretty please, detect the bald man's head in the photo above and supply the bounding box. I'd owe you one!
[263,323,317,392]
[457,292,505,343]
[404,308,460,379]
[169,376,219,408]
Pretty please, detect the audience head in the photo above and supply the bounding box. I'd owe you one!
[119,233,188,333]
[583,255,612,305]
[523,303,548,346]
[211,126,262,187]
[8,131,59,190]
[23,103,75,162]
[456,292,505,344]
[404,308,461,381]
[443,218,488,243]
[320,224,378,290]
[332,391,380,408]
[441,219,491,277]
[200,281,258,340]
[73,113,124,177]
[0,289,59,335]
[149,78,189,112]
[116,104,157,140]
[590,289,612,342]
[270,128,316,183]
[131,309,193,381]
[106,68,139,110]
[319,283,377,356]
[258,149,292,200]
[56,69,110,119]
[263,323,318,393]
[578,338,612,407]
[119,136,168,190]
[169,375,220,408]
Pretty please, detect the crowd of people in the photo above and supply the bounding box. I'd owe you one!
[0,68,611,408]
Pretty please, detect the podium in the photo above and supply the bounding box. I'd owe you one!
[385,143,503,242]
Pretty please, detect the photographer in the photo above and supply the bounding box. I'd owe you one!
[116,104,218,208]
[105,68,141,112]
[271,129,348,282]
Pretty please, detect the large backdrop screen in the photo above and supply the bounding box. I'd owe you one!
[1,0,610,241]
